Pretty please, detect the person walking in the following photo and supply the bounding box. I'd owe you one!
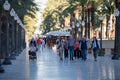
[29,38,36,47]
[41,39,45,51]
[68,36,75,60]
[64,38,68,58]
[79,37,88,61]
[36,37,42,51]
[74,39,80,59]
[57,39,65,61]
[91,37,99,61]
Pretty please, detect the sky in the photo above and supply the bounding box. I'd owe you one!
[34,0,48,34]
[35,0,48,26]
[35,0,48,10]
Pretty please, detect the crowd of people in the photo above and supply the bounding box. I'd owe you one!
[28,35,100,62]
[56,35,100,62]
[29,37,46,53]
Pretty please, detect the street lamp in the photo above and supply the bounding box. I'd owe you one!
[2,0,12,65]
[22,26,26,49]
[76,21,80,38]
[17,18,21,54]
[10,8,16,59]
[18,21,23,52]
[98,15,104,56]
[112,8,119,60]
[76,21,80,27]
[81,20,85,26]
[81,20,85,37]
[0,0,5,73]
[14,14,19,56]
[70,21,75,37]
[20,23,24,51]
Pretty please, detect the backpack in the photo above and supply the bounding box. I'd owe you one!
[37,39,42,44]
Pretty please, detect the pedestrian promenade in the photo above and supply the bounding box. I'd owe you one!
[0,47,120,80]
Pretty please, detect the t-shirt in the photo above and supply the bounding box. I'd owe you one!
[37,39,42,44]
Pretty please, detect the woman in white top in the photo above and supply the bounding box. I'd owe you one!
[57,39,65,61]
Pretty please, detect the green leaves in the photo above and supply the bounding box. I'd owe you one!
[8,0,39,39]
[10,0,39,18]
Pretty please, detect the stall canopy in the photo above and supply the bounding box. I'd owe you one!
[45,31,70,36]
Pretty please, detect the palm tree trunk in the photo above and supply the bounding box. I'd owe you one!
[106,15,110,39]
[91,5,95,38]
[88,9,90,39]
[85,13,87,38]
[81,5,84,38]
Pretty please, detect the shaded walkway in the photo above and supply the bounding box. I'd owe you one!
[0,47,120,80]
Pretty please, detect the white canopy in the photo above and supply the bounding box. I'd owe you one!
[45,31,70,36]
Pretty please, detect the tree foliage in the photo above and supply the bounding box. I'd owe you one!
[6,0,40,39]
[40,0,116,35]
[41,0,79,33]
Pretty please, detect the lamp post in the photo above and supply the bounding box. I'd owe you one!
[98,15,104,56]
[17,18,21,54]
[76,21,80,39]
[19,23,22,51]
[0,0,5,73]
[81,20,85,38]
[22,29,25,49]
[20,23,24,51]
[23,27,26,49]
[2,0,12,65]
[71,21,75,37]
[14,14,19,56]
[21,25,25,50]
[22,24,27,49]
[10,8,16,59]
[78,27,81,38]
[112,8,119,60]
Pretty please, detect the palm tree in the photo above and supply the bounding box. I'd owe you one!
[9,0,39,37]
[42,0,69,33]
[75,0,88,38]
[10,0,39,19]
[66,0,88,38]
[100,0,114,39]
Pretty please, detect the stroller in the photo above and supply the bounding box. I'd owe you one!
[28,43,37,60]
[28,51,37,60]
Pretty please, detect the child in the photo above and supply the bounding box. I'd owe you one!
[29,43,37,59]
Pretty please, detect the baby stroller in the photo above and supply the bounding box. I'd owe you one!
[28,51,37,60]
[28,43,37,60]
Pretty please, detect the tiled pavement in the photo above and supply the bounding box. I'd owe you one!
[0,47,120,80]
